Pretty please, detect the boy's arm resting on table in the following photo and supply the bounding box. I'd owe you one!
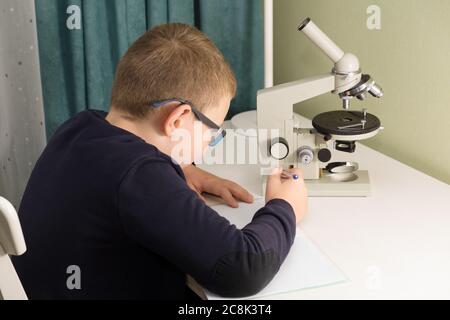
[117,160,296,298]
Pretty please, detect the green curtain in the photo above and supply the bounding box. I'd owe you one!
[35,0,264,138]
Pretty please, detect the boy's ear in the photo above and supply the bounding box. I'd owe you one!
[163,104,192,137]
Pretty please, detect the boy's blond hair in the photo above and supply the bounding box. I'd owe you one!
[110,23,237,118]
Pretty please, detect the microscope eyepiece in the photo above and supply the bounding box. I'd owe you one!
[298,17,312,31]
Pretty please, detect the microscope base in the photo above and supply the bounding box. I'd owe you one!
[261,170,371,197]
[305,170,371,197]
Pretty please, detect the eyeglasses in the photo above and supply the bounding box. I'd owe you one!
[149,98,227,147]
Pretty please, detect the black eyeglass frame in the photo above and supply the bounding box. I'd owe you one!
[149,98,227,147]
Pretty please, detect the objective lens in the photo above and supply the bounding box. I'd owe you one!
[356,93,366,101]
[369,83,383,98]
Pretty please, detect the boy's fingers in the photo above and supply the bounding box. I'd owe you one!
[266,167,282,187]
[220,189,239,208]
[228,183,254,204]
[269,167,283,180]
[270,167,283,175]
[287,168,303,177]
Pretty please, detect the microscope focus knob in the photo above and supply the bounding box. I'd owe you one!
[318,148,332,163]
[298,147,314,165]
[270,138,289,160]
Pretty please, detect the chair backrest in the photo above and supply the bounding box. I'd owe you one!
[0,197,27,300]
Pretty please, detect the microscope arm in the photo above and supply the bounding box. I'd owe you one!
[257,74,335,108]
[257,73,335,132]
[257,73,335,168]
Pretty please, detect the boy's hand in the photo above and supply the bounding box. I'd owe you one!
[183,165,254,208]
[266,168,308,224]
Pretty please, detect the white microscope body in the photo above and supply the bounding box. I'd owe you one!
[257,18,384,197]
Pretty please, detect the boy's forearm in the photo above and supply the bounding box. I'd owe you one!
[201,199,296,297]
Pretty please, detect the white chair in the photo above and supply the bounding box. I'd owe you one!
[0,196,27,300]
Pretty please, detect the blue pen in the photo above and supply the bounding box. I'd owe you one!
[281,170,299,180]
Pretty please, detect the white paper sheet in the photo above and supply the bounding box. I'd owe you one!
[205,198,348,300]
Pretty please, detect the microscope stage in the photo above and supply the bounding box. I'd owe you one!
[312,110,381,139]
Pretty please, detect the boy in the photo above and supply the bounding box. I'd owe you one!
[13,23,308,300]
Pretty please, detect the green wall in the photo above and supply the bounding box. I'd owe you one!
[274,0,450,184]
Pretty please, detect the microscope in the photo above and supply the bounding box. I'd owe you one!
[257,18,384,196]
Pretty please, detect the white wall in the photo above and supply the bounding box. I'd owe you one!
[0,0,46,208]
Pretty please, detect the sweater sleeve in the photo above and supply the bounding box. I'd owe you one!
[117,159,296,298]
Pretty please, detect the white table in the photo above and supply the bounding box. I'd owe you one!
[198,115,450,300]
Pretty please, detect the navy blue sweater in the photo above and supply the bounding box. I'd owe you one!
[12,110,296,300]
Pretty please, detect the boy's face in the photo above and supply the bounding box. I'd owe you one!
[169,96,231,166]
